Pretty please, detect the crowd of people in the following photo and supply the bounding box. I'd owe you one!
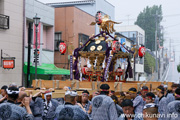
[0,83,180,120]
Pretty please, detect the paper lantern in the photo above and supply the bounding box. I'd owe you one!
[95,11,102,25]
[59,42,66,55]
[138,46,145,58]
[112,41,120,53]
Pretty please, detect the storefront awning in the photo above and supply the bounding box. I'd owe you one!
[24,62,70,75]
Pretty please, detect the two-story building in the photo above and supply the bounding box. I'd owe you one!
[115,25,145,81]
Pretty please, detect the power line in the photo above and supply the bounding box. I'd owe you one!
[164,23,180,28]
[164,14,180,17]
[115,13,180,21]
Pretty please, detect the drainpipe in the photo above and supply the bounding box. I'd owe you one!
[22,0,25,86]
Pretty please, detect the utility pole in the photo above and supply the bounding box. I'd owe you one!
[133,34,136,81]
[169,39,171,59]
[155,11,158,75]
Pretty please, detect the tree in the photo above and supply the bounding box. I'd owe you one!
[135,5,163,51]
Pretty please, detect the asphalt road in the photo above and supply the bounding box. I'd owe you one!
[165,61,180,83]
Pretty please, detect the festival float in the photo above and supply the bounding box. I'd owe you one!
[70,11,141,83]
[32,12,173,95]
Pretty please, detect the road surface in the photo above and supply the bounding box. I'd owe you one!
[165,61,180,83]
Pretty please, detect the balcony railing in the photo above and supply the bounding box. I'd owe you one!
[0,14,9,29]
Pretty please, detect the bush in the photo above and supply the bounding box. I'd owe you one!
[144,52,156,74]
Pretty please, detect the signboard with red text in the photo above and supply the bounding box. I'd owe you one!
[3,60,15,69]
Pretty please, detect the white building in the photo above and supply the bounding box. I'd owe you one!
[115,25,145,81]
[0,0,24,87]
[25,0,55,64]
[24,0,55,86]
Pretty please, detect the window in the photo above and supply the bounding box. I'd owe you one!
[138,33,144,45]
[0,14,9,29]
[79,33,89,47]
[54,32,62,51]
[120,32,128,38]
[129,32,137,43]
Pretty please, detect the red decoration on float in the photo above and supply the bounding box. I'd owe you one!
[114,67,123,82]
[138,46,145,58]
[116,67,123,73]
[59,42,66,55]
[82,66,89,75]
[112,41,120,53]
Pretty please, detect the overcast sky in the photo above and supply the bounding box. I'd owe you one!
[39,0,180,62]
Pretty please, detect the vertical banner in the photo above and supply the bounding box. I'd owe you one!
[120,38,126,52]
[104,55,113,81]
[70,55,73,80]
[120,38,126,63]
[32,23,42,66]
[33,23,41,49]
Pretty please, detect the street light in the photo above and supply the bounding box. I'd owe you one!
[33,14,40,27]
[33,14,40,80]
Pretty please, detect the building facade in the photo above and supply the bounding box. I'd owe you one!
[115,25,145,81]
[53,6,95,79]
[25,0,54,64]
[41,0,115,80]
[0,0,24,87]
[24,0,55,84]
[47,0,115,34]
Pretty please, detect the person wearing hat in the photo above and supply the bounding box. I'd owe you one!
[141,86,149,101]
[128,87,144,114]
[92,91,100,98]
[118,99,143,120]
[167,87,180,120]
[117,92,126,107]
[0,85,8,103]
[163,84,175,104]
[145,92,156,104]
[171,84,180,94]
[79,90,92,120]
[80,90,91,112]
[143,103,158,120]
[55,90,89,120]
[0,86,34,119]
[156,85,168,120]
[91,84,118,120]
[166,87,180,119]
[111,95,123,117]
[30,90,59,120]
[9,83,17,88]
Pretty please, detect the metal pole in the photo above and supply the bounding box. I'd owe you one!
[158,49,160,80]
[1,49,2,67]
[27,23,32,87]
[170,39,171,59]
[133,34,136,81]
[155,11,158,73]
[35,26,38,80]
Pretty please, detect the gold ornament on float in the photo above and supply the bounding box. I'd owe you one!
[90,46,96,51]
[95,40,101,44]
[97,45,103,51]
